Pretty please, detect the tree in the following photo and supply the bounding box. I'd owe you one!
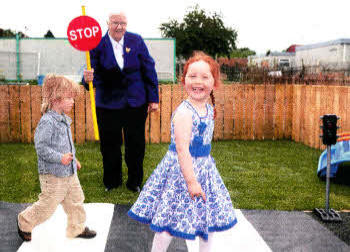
[230,47,256,58]
[0,28,27,38]
[44,30,55,38]
[160,5,237,59]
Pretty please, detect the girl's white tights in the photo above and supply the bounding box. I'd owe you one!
[151,231,173,252]
[151,231,213,252]
[199,233,213,252]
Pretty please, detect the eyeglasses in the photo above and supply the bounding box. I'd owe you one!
[111,22,127,27]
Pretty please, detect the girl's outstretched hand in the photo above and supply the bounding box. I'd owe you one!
[188,181,206,202]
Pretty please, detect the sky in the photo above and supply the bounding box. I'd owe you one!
[1,0,349,55]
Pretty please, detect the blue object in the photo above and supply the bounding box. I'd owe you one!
[128,101,237,241]
[37,75,45,85]
[81,31,159,110]
[317,140,350,178]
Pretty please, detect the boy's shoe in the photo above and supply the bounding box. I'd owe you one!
[17,220,31,242]
[76,227,96,239]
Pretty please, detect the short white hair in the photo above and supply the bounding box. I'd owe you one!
[108,12,127,22]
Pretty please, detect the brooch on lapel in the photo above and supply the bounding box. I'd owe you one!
[126,47,131,53]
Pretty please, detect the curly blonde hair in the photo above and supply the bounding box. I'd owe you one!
[41,74,80,113]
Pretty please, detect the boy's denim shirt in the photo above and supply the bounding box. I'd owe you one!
[34,110,77,177]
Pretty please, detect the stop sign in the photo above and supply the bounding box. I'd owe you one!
[67,15,102,51]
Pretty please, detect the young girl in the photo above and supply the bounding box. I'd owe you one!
[17,74,96,241]
[128,51,237,251]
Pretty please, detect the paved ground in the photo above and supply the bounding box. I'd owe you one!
[0,201,349,252]
[308,211,350,246]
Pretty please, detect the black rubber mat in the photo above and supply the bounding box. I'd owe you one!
[1,202,349,252]
[104,204,187,252]
[242,209,349,251]
[0,202,30,252]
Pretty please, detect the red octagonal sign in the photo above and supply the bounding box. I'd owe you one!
[67,15,102,51]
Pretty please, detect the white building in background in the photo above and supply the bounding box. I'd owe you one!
[248,38,350,72]
[295,38,350,70]
[248,52,296,69]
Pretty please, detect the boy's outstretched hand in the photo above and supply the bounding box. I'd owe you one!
[76,159,81,170]
[61,153,73,165]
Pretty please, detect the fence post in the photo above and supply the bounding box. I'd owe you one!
[16,33,20,81]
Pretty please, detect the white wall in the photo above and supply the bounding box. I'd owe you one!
[248,54,296,69]
[0,38,175,81]
[247,39,350,72]
[295,39,350,70]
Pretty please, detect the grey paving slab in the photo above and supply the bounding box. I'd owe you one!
[242,209,349,252]
[0,202,30,252]
[104,204,187,252]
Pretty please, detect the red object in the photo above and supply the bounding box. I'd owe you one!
[337,132,350,142]
[286,44,301,53]
[67,16,102,51]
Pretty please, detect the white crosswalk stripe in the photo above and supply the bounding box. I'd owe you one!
[17,204,271,252]
[17,203,114,252]
[186,210,271,252]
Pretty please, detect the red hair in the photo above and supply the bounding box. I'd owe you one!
[181,51,221,118]
[181,51,221,89]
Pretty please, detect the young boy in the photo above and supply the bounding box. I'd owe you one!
[17,74,96,241]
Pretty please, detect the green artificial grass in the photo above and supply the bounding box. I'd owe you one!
[1,140,349,211]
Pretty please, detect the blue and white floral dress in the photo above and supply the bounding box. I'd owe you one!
[128,100,237,240]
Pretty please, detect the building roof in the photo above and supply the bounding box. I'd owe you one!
[268,52,295,57]
[248,51,295,59]
[296,38,350,51]
[286,44,301,53]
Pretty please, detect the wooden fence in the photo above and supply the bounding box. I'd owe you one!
[0,84,349,149]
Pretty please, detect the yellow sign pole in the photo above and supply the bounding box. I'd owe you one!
[82,5,99,140]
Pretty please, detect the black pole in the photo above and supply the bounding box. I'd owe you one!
[313,114,342,222]
[325,145,331,212]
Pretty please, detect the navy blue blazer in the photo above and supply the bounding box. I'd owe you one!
[83,31,159,109]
